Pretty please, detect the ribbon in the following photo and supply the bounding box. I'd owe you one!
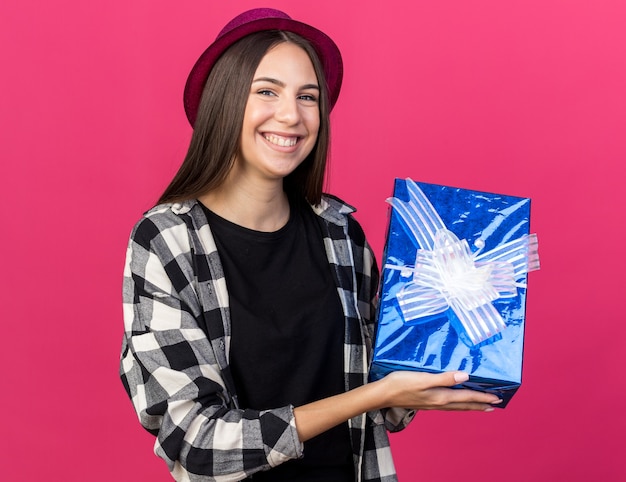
[385,179,540,346]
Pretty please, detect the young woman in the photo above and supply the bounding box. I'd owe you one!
[120,8,501,482]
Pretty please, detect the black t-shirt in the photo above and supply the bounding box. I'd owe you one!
[201,199,354,481]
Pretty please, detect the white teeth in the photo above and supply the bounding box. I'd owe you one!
[264,134,298,147]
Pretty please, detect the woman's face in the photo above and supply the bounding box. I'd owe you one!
[235,42,320,183]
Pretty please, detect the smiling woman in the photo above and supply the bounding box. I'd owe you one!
[205,42,321,228]
[119,7,501,482]
[159,28,332,210]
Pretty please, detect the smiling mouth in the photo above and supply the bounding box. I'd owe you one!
[263,133,299,147]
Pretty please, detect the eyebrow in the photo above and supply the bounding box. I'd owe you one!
[252,77,319,90]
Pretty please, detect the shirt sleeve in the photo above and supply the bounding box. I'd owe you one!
[120,215,303,481]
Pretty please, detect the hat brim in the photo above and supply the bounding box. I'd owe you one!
[183,17,343,127]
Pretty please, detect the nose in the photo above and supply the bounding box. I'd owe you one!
[275,96,301,125]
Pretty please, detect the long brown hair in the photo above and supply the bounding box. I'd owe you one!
[158,30,331,205]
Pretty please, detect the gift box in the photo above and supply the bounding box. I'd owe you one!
[370,179,540,407]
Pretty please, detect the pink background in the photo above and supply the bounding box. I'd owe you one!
[1,0,624,480]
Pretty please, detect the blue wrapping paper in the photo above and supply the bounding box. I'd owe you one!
[370,179,539,407]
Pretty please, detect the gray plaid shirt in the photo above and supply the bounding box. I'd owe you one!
[120,195,414,481]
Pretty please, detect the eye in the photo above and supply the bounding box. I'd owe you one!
[298,93,318,102]
[257,89,276,97]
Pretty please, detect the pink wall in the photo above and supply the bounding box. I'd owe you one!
[1,0,624,480]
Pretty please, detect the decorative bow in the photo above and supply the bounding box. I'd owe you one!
[385,179,540,346]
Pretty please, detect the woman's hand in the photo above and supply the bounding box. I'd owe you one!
[376,370,501,412]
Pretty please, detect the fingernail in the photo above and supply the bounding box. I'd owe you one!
[484,407,495,412]
[492,399,503,404]
[453,372,469,383]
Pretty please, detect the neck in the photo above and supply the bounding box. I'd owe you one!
[199,173,291,232]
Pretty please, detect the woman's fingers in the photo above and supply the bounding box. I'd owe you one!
[424,387,502,409]
[430,400,500,412]
[381,371,502,411]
